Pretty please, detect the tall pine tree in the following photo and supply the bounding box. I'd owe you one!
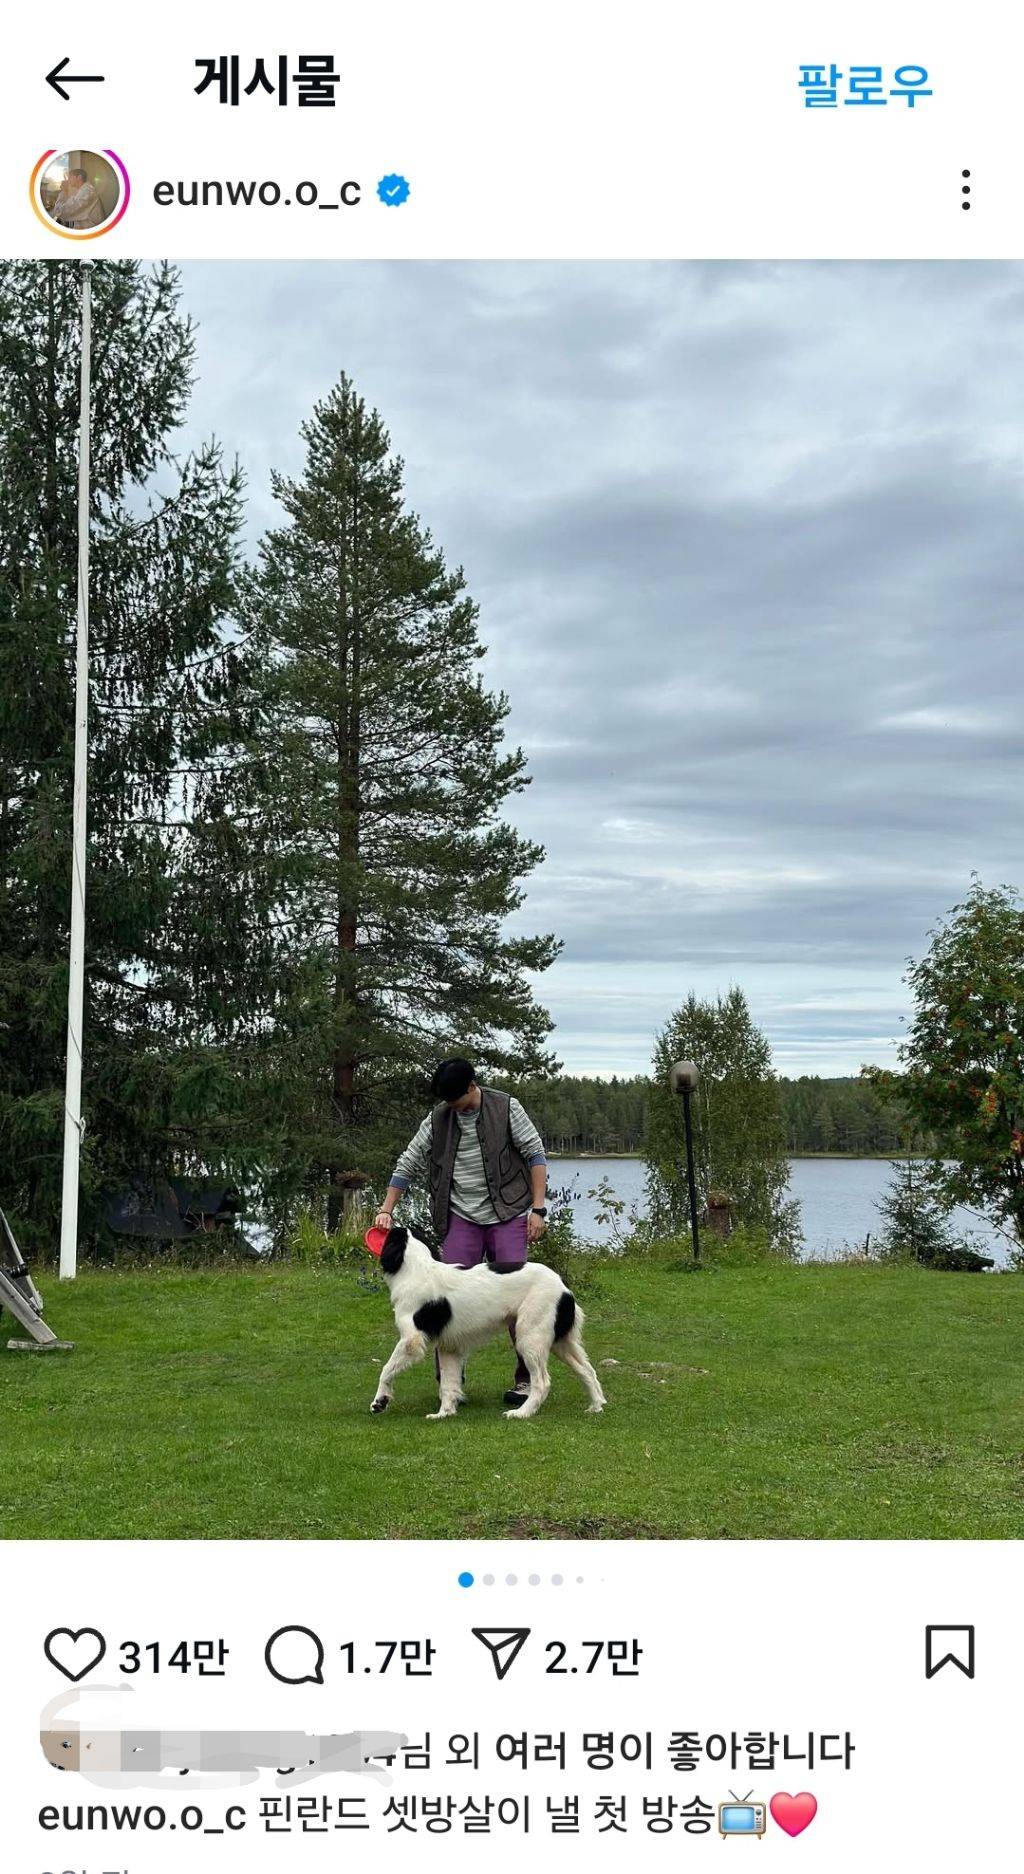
[0,260,276,1251]
[245,374,559,1222]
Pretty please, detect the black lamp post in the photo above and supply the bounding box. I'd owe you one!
[669,1060,701,1262]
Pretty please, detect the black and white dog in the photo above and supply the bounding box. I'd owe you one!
[369,1227,606,1420]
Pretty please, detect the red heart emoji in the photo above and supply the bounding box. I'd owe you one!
[770,1792,817,1837]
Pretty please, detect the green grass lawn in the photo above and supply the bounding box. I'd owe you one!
[4,1259,1023,1539]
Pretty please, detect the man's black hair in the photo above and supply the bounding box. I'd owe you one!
[430,1057,476,1101]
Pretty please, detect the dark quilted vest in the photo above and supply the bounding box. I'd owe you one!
[429,1087,533,1234]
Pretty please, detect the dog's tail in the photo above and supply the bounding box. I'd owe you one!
[553,1289,580,1341]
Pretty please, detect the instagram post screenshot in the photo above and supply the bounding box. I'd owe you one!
[1,3,1022,1865]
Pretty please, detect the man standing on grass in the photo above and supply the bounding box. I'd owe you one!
[374,1059,549,1409]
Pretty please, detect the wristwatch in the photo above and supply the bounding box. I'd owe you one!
[531,1206,548,1217]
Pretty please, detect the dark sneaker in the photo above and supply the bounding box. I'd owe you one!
[503,1386,529,1408]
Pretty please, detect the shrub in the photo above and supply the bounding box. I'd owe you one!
[285,1196,383,1289]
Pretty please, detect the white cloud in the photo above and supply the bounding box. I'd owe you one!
[177,259,1024,1075]
[879,705,1002,733]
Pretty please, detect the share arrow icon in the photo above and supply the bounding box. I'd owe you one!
[471,1627,531,1681]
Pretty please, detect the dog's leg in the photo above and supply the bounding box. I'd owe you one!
[503,1341,551,1419]
[370,1332,427,1413]
[553,1331,607,1413]
[433,1351,468,1402]
[426,1351,465,1420]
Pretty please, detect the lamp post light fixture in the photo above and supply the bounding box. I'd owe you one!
[669,1060,701,1263]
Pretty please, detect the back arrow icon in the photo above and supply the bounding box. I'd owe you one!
[46,57,105,101]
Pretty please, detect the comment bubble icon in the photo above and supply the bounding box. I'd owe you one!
[265,1625,326,1686]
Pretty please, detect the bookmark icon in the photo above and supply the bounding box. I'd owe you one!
[924,1624,975,1679]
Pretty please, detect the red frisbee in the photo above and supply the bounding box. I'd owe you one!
[364,1225,390,1258]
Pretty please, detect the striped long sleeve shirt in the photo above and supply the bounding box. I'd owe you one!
[389,1095,547,1226]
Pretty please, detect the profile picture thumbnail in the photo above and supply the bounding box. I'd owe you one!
[31,149,129,239]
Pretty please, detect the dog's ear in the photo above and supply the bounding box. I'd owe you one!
[380,1227,408,1276]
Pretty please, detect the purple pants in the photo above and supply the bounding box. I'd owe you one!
[442,1212,530,1389]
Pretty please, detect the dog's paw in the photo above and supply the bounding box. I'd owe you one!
[370,1395,390,1414]
[503,1407,528,1419]
[425,1409,456,1420]
[585,1403,605,1414]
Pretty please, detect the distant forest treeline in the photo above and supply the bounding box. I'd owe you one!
[500,1074,921,1158]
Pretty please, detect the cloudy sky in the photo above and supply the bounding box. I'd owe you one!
[178,261,1024,1078]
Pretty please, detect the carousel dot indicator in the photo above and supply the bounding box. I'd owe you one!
[457,1572,474,1588]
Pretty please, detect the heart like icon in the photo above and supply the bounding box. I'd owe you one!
[770,1792,818,1837]
[44,1626,107,1682]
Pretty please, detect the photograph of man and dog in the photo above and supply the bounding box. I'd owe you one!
[369,1064,605,1421]
[1,258,1022,1541]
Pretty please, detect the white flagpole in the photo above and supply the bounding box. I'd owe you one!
[59,261,94,1280]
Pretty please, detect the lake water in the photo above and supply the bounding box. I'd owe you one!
[548,1156,1011,1266]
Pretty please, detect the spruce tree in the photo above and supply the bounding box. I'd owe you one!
[874,1158,955,1263]
[873,1155,998,1269]
[0,260,269,1250]
[245,374,559,1222]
